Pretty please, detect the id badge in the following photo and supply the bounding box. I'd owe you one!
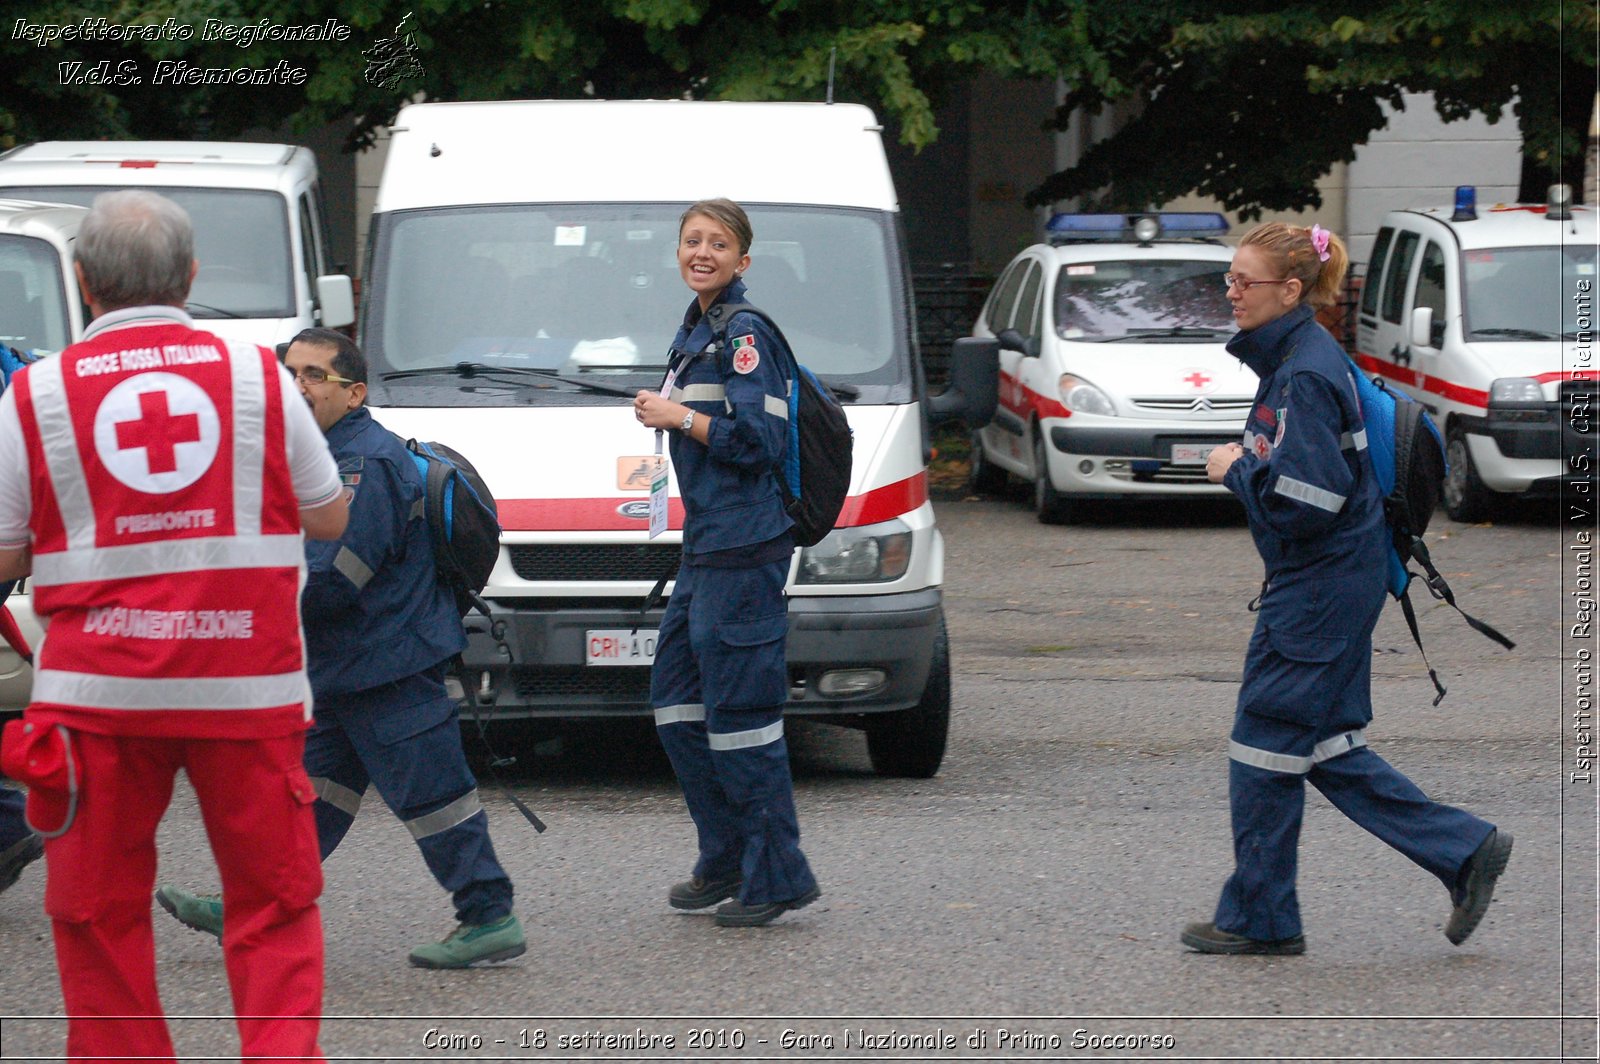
[648,458,668,539]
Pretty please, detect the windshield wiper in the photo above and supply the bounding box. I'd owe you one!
[817,378,860,401]
[1468,327,1559,340]
[1094,327,1232,343]
[381,362,638,397]
[185,301,243,319]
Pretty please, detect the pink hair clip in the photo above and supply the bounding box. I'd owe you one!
[1310,223,1331,263]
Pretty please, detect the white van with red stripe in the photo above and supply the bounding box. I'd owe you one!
[1355,187,1597,521]
[361,100,996,777]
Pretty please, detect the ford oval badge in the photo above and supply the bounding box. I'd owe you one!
[617,501,652,519]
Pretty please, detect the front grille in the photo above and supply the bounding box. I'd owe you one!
[1107,464,1215,484]
[1131,396,1253,413]
[512,666,652,700]
[507,544,682,582]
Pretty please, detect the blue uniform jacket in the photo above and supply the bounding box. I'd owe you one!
[665,279,794,557]
[1223,305,1388,640]
[302,406,467,697]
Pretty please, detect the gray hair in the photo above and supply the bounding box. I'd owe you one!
[75,190,194,310]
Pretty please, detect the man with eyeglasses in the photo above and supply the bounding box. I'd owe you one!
[158,327,525,969]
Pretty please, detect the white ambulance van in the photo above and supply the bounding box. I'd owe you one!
[0,141,354,348]
[1356,186,1597,520]
[362,100,996,777]
[0,198,89,709]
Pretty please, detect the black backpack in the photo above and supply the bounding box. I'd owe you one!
[706,302,852,547]
[1348,364,1514,703]
[404,439,501,617]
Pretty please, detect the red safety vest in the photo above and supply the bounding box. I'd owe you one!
[13,312,311,738]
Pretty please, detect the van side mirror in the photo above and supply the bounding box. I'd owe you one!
[1408,306,1441,350]
[997,327,1040,359]
[928,336,999,429]
[316,274,355,329]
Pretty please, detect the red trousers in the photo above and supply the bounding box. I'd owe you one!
[42,730,325,1063]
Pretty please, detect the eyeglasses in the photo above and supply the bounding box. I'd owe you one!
[291,366,356,386]
[1224,273,1291,292]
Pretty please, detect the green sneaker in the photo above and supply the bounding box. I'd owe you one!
[155,885,223,939]
[408,914,526,969]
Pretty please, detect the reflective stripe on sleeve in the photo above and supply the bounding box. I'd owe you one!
[672,384,726,404]
[1273,475,1347,513]
[333,546,375,590]
[1340,428,1369,451]
[708,719,784,751]
[654,703,706,726]
[30,668,310,711]
[309,775,364,818]
[763,395,789,419]
[1230,728,1368,775]
[404,788,483,840]
[29,533,305,587]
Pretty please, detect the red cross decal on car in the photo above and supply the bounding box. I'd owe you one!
[114,390,202,475]
[1183,371,1212,390]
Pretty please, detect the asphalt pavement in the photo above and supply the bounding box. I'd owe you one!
[0,490,1592,1062]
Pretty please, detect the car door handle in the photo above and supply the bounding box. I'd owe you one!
[1389,343,1411,367]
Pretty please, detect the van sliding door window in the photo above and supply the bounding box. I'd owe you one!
[1380,230,1419,325]
[1360,227,1393,319]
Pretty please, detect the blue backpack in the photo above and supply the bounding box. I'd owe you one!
[403,439,501,618]
[1348,361,1513,702]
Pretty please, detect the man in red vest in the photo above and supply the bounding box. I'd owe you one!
[0,190,348,1062]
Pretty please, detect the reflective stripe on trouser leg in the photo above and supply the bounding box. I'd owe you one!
[1229,728,1369,775]
[651,565,742,881]
[709,705,816,905]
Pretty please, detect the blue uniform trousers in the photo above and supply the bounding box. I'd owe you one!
[1215,589,1494,940]
[651,560,817,905]
[0,784,27,848]
[305,667,513,925]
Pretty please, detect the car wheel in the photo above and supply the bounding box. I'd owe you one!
[968,429,1008,495]
[866,614,950,778]
[1443,425,1493,523]
[1032,428,1074,524]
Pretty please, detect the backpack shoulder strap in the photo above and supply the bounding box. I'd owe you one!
[708,302,798,378]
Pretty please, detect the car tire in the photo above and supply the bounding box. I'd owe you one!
[1032,428,1075,525]
[866,615,950,778]
[1443,424,1494,523]
[968,429,1008,495]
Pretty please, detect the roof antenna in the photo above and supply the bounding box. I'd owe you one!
[826,47,836,104]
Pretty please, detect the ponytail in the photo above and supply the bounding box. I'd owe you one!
[1239,222,1349,309]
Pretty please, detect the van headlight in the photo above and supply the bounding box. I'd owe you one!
[1488,377,1544,404]
[1059,373,1116,416]
[796,518,912,584]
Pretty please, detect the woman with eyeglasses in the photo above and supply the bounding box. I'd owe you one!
[1183,223,1509,956]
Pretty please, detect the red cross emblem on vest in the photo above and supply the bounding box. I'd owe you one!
[115,390,202,475]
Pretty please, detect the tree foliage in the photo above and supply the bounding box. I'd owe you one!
[2,1,1589,213]
[1034,0,1597,215]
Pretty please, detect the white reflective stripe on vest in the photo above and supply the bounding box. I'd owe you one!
[708,719,784,751]
[654,703,706,726]
[763,394,789,419]
[672,384,726,404]
[1229,729,1369,775]
[226,342,268,534]
[310,775,364,818]
[1274,475,1347,513]
[1340,428,1369,451]
[29,533,304,587]
[25,356,97,551]
[30,668,311,711]
[404,788,482,840]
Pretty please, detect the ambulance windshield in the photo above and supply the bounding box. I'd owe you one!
[0,185,294,320]
[1463,244,1599,340]
[364,203,910,406]
[1053,259,1234,341]
[0,233,74,356]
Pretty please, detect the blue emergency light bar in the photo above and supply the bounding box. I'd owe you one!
[1046,211,1229,243]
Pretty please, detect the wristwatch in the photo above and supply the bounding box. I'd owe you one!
[679,410,696,433]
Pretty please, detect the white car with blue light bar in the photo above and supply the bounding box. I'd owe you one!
[1355,184,1597,521]
[966,211,1256,523]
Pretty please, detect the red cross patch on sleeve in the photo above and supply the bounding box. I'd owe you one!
[731,336,760,374]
